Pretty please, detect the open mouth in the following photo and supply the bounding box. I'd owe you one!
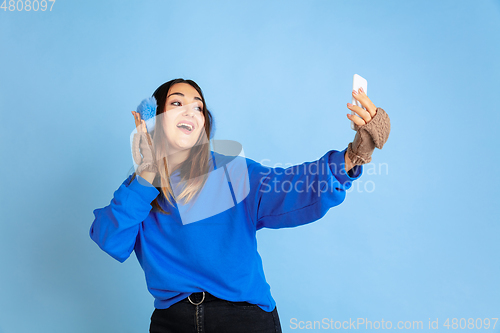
[177,123,194,134]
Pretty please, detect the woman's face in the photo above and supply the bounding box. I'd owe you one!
[162,83,206,154]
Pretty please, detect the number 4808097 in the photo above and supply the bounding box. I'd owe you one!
[1,0,56,11]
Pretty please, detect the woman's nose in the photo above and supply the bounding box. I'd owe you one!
[183,103,198,115]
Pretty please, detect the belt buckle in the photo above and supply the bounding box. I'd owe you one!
[188,291,205,305]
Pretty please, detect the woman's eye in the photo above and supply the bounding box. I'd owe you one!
[171,101,202,111]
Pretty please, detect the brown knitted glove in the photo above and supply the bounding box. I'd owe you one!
[347,107,391,165]
[132,131,158,175]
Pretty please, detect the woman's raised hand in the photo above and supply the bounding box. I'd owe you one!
[132,111,147,133]
[345,87,391,166]
[131,111,158,178]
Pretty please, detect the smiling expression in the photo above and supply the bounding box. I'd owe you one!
[162,83,206,154]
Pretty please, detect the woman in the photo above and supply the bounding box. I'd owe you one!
[90,78,390,333]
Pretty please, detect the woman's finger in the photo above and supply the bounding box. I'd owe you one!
[352,88,377,117]
[347,103,372,123]
[347,113,366,127]
[132,111,141,128]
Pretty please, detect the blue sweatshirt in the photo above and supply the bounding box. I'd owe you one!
[89,148,362,312]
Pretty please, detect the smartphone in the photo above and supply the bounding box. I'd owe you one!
[351,74,368,130]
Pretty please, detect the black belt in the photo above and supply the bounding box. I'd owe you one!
[184,291,254,307]
[184,291,219,305]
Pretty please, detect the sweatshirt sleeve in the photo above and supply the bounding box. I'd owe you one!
[246,148,362,230]
[89,174,160,263]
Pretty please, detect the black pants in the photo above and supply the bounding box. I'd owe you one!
[150,292,282,333]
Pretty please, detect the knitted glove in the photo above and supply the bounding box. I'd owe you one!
[132,131,158,176]
[347,107,391,165]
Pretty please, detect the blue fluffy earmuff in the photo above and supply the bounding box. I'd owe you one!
[136,96,157,133]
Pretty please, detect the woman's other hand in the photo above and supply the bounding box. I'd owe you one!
[131,111,158,184]
[132,111,148,133]
[344,87,391,170]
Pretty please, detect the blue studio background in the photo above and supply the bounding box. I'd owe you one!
[1,1,499,332]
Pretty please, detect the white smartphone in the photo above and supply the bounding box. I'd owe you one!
[351,74,368,130]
